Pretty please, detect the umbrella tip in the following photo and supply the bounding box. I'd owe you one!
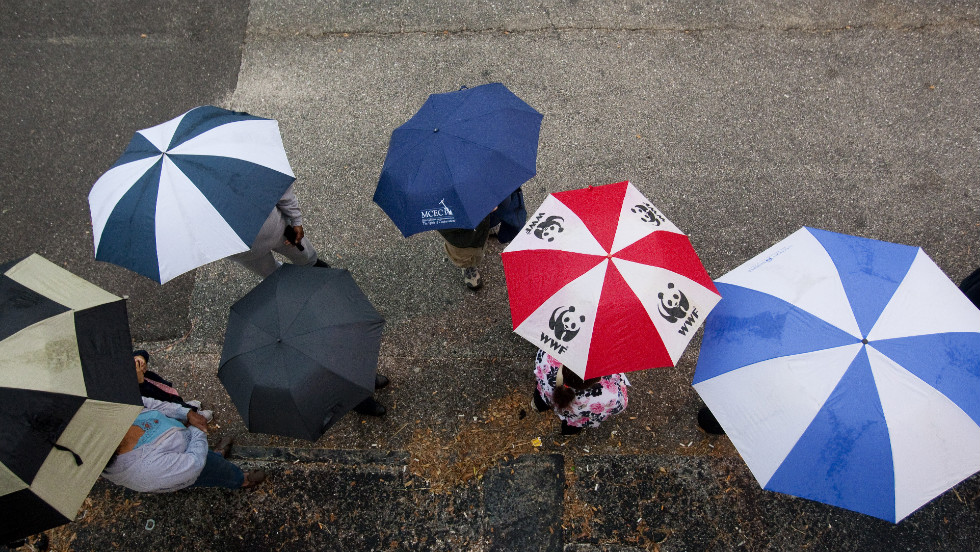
[433,128,439,133]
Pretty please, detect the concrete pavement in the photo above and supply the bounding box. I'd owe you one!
[2,0,980,550]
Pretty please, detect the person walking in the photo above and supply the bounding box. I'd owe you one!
[529,349,629,435]
[438,188,526,290]
[228,185,329,278]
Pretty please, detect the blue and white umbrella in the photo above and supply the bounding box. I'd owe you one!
[89,106,296,283]
[693,227,980,523]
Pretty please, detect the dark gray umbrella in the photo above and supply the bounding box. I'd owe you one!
[218,264,384,440]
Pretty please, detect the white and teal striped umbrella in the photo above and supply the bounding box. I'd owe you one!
[89,106,295,283]
[694,227,980,522]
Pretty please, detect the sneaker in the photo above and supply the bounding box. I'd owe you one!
[186,400,202,410]
[462,267,482,290]
[199,410,214,423]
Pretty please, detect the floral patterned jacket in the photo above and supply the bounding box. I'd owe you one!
[534,350,629,428]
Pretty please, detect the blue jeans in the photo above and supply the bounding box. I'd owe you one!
[190,451,244,489]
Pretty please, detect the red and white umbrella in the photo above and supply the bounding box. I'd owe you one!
[502,181,721,379]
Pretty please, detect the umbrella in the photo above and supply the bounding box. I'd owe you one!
[0,254,142,542]
[693,227,980,523]
[374,83,543,237]
[502,181,721,379]
[218,264,385,441]
[88,106,296,284]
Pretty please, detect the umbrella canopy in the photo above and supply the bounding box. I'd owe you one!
[693,227,980,523]
[0,254,142,542]
[218,265,385,441]
[89,106,296,284]
[374,83,543,237]
[502,181,721,379]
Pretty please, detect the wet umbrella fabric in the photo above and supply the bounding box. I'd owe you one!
[693,227,980,523]
[89,106,296,284]
[374,83,543,237]
[0,254,142,542]
[502,181,721,380]
[218,265,384,441]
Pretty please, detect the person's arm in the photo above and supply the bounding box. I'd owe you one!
[277,185,304,227]
[141,396,190,421]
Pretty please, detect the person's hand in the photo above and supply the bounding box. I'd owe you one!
[186,411,209,432]
[285,225,304,246]
[133,355,147,383]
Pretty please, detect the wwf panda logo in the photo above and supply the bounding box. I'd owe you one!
[549,305,585,342]
[631,203,664,226]
[658,283,690,323]
[533,215,565,242]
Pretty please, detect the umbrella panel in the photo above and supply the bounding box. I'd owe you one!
[0,489,70,543]
[73,301,143,405]
[0,389,86,486]
[0,274,71,342]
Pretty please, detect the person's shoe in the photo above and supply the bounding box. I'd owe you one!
[531,389,550,413]
[697,407,726,435]
[186,400,202,410]
[374,374,390,390]
[242,469,266,489]
[560,421,584,435]
[353,396,386,417]
[463,267,482,290]
[214,436,234,458]
[313,258,331,268]
[199,410,214,423]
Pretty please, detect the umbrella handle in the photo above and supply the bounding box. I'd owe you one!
[52,443,83,466]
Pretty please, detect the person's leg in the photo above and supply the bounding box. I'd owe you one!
[189,451,245,489]
[229,252,280,278]
[532,387,550,412]
[443,241,485,290]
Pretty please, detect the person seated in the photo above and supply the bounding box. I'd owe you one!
[133,350,212,422]
[102,396,264,492]
[529,349,629,435]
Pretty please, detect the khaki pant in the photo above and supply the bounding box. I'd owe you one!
[443,240,485,269]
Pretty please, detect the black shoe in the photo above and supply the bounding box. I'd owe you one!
[313,258,331,268]
[698,407,726,435]
[531,389,549,413]
[560,421,583,435]
[374,374,390,390]
[353,396,386,417]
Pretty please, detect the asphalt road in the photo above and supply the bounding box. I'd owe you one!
[2,1,979,550]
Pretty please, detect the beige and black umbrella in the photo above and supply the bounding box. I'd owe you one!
[0,254,142,542]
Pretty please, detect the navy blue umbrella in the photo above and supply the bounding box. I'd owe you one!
[374,83,543,237]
